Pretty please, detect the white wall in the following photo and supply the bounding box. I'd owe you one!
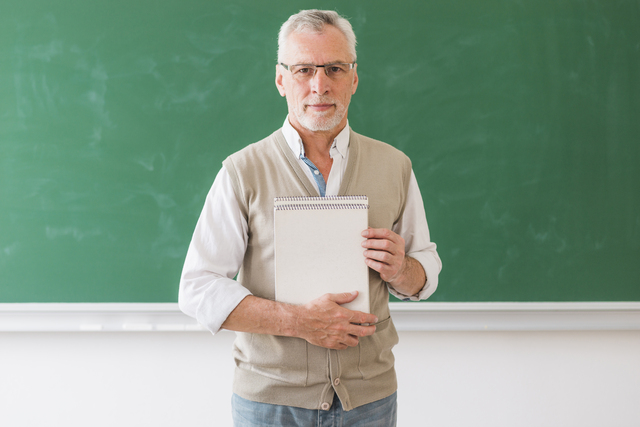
[2,329,639,427]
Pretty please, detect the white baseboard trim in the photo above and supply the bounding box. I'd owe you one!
[1,302,639,332]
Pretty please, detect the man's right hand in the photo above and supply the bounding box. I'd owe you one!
[221,292,378,350]
[296,292,378,350]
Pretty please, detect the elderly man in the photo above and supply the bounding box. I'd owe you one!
[179,9,441,426]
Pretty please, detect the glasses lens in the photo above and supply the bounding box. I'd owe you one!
[288,64,351,80]
[325,64,350,79]
[289,65,315,79]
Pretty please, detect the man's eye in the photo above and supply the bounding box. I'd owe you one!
[296,67,312,74]
[329,66,345,73]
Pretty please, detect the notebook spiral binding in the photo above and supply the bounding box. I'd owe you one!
[274,195,368,202]
[275,203,369,211]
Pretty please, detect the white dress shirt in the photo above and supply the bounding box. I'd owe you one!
[179,118,442,334]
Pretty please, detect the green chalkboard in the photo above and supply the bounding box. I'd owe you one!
[1,0,639,303]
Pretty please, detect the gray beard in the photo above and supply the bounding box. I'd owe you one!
[295,103,348,132]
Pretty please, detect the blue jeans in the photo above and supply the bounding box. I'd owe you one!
[232,391,397,427]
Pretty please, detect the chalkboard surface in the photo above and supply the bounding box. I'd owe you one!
[1,0,639,303]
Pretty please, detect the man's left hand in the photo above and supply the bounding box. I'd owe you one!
[361,227,406,283]
[361,227,427,297]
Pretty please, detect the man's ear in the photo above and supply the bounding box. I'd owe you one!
[275,65,286,97]
[351,63,359,95]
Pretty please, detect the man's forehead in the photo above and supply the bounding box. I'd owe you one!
[282,27,353,64]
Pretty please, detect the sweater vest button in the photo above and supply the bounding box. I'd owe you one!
[333,378,341,386]
[321,402,331,411]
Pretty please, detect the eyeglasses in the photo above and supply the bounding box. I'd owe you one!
[280,62,356,81]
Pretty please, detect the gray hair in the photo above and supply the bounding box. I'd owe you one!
[277,9,357,63]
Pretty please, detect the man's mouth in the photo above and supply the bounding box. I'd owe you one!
[306,103,335,112]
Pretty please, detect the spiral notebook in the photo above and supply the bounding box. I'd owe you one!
[274,195,370,313]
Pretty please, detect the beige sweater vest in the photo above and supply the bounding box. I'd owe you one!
[222,128,412,411]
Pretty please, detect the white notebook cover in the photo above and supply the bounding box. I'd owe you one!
[274,196,370,313]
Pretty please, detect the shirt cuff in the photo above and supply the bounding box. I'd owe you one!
[189,277,252,335]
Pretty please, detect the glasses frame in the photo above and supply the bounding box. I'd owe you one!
[279,62,356,80]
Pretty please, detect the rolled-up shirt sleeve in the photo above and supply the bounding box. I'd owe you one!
[178,167,251,334]
[390,170,442,301]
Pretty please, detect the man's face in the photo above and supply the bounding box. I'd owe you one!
[276,25,358,134]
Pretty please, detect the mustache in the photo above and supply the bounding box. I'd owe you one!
[304,97,337,106]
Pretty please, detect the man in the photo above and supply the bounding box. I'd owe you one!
[179,9,441,426]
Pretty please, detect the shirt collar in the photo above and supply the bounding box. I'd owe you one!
[282,115,350,159]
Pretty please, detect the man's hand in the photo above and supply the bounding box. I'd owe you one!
[361,227,406,282]
[361,227,427,297]
[296,292,378,350]
[221,292,378,350]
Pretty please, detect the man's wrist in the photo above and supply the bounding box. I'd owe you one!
[388,256,426,297]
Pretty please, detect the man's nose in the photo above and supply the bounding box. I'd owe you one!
[310,67,331,94]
